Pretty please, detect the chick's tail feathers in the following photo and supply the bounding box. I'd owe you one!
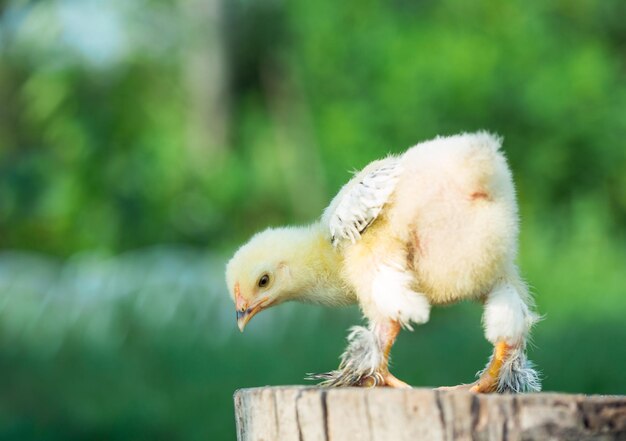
[454,132,511,199]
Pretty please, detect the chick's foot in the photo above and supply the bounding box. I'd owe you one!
[307,322,411,388]
[438,341,540,394]
[306,325,385,387]
[308,367,409,388]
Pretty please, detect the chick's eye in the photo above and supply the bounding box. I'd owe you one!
[258,274,270,288]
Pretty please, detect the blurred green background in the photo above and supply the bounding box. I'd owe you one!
[1,0,625,439]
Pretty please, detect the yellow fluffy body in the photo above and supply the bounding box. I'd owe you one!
[227,132,540,392]
[228,132,524,320]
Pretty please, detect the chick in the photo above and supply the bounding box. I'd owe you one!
[226,132,540,393]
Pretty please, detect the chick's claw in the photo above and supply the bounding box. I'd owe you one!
[307,370,383,388]
[307,369,410,388]
[383,371,411,388]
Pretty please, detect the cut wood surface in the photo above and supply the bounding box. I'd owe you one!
[234,386,626,441]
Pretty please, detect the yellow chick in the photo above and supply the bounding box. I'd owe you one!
[226,132,540,393]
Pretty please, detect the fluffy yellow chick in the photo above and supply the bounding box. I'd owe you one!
[226,132,540,393]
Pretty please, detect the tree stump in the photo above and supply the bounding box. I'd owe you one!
[234,386,626,441]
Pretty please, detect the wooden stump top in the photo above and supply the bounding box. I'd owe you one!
[234,386,626,441]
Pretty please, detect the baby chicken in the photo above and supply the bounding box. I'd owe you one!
[226,132,540,393]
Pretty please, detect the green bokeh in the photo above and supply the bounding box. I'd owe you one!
[0,0,625,439]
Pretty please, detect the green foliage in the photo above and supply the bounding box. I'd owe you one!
[0,0,625,439]
[2,0,626,252]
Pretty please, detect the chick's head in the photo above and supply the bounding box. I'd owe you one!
[226,227,309,331]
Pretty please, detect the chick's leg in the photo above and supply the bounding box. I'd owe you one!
[470,340,513,393]
[363,261,430,388]
[473,278,541,393]
[306,324,382,387]
[310,230,430,388]
[372,320,410,388]
[439,277,540,393]
[309,320,409,388]
[310,258,429,388]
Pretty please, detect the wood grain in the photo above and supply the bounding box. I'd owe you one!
[234,387,626,441]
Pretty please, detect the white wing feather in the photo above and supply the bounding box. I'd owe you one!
[324,157,403,246]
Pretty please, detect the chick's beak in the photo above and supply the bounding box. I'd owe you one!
[236,305,262,332]
[234,282,269,332]
[236,310,248,332]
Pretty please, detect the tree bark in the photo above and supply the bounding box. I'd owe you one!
[234,386,626,441]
